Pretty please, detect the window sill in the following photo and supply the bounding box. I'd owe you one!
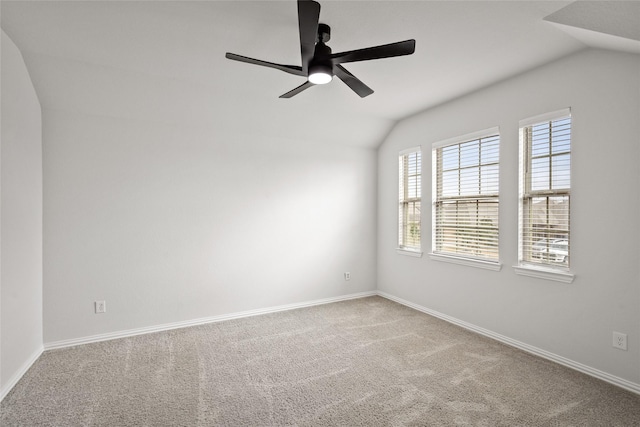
[397,248,423,257]
[429,253,502,271]
[513,264,575,283]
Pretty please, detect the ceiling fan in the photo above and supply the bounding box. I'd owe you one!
[225,0,416,98]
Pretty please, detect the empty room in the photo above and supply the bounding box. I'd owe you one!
[2,0,640,425]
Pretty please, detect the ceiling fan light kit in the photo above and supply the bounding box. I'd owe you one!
[308,64,333,85]
[225,0,415,98]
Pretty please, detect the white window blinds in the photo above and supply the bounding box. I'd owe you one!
[433,129,500,262]
[398,148,421,250]
[519,109,571,268]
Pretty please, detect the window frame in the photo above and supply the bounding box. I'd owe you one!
[397,147,422,256]
[515,108,574,283]
[430,127,502,270]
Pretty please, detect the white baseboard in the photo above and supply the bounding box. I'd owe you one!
[1,345,44,402]
[377,291,640,395]
[11,290,638,402]
[44,291,378,350]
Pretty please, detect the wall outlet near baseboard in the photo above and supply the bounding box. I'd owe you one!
[344,272,351,281]
[612,332,627,350]
[95,300,106,314]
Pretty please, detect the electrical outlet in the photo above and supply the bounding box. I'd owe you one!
[95,300,106,314]
[344,272,351,281]
[613,332,627,351]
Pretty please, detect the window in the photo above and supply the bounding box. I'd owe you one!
[398,147,421,253]
[432,128,500,265]
[519,109,571,272]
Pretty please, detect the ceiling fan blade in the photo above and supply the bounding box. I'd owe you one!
[334,65,374,98]
[331,39,416,65]
[225,53,305,76]
[280,81,314,98]
[298,0,321,74]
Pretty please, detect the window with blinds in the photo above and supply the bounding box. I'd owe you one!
[433,129,500,262]
[398,148,421,251]
[519,109,571,268]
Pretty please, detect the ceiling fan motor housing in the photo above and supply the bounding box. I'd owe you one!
[310,42,333,76]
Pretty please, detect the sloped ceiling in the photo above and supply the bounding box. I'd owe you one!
[1,1,635,149]
[544,1,640,54]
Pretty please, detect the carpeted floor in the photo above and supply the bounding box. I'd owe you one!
[2,296,640,426]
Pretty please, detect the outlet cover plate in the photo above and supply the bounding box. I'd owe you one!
[613,332,627,350]
[95,300,106,314]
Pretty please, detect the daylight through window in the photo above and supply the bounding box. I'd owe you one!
[398,148,421,251]
[433,129,500,262]
[519,109,571,268]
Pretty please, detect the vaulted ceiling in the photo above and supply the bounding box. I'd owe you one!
[2,1,638,148]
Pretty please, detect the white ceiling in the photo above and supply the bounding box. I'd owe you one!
[1,1,637,148]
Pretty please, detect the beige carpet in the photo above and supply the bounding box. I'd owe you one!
[2,296,639,426]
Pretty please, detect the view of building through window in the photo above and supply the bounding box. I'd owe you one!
[399,112,570,269]
[520,113,571,267]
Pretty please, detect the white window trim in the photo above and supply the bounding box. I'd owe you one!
[432,126,500,150]
[513,264,575,283]
[397,146,422,254]
[397,248,423,257]
[518,108,571,128]
[516,108,573,281]
[429,252,502,271]
[431,126,501,268]
[399,146,421,156]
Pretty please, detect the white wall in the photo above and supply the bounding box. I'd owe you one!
[378,49,640,385]
[1,30,43,397]
[43,110,377,343]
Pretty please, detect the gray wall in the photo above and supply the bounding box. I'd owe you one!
[1,30,43,397]
[42,109,378,344]
[3,27,639,398]
[377,49,640,385]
